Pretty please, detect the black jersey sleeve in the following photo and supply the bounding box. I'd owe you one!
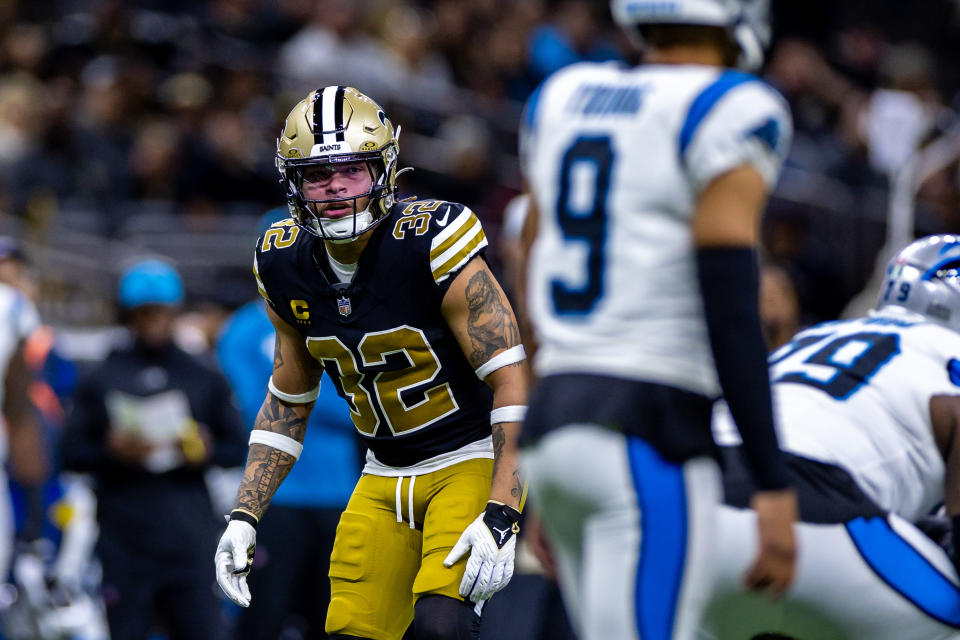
[390,200,488,296]
[253,217,311,327]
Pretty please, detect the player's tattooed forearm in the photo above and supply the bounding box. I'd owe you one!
[273,333,284,369]
[236,395,307,517]
[511,468,523,500]
[235,444,295,517]
[491,423,505,475]
[492,423,524,501]
[254,393,309,440]
[465,270,521,368]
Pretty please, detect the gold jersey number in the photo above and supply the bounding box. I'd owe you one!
[262,220,300,252]
[306,326,459,436]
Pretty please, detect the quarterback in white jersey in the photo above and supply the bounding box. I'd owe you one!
[705,234,960,639]
[522,56,790,396]
[520,1,798,639]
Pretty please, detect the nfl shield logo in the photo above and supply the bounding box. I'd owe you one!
[337,296,352,317]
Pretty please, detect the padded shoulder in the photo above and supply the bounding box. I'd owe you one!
[253,217,310,307]
[385,199,488,285]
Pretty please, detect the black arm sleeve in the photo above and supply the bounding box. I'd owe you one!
[697,247,789,491]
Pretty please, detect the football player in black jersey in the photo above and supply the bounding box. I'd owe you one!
[214,87,529,640]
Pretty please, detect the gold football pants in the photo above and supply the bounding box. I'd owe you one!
[325,457,493,640]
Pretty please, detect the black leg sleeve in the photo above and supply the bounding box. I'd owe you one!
[414,594,480,640]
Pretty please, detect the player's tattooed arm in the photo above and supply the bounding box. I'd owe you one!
[443,258,528,510]
[235,303,319,520]
[234,394,312,519]
[464,268,522,368]
[273,332,284,369]
[442,257,523,369]
[492,422,524,501]
[266,303,322,394]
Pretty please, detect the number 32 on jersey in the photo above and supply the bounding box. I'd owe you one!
[306,326,459,436]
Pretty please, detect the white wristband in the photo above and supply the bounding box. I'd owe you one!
[249,430,303,460]
[490,405,527,425]
[268,376,320,404]
[475,345,526,380]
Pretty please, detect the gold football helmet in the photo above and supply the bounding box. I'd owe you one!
[276,86,400,241]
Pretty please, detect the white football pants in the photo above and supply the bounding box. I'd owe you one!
[698,505,960,640]
[523,424,721,640]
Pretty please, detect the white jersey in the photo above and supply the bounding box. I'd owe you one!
[521,62,792,396]
[0,283,39,462]
[714,310,960,521]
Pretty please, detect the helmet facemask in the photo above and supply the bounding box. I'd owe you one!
[280,143,398,242]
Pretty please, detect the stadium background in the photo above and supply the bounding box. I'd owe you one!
[2,0,960,334]
[1,0,960,638]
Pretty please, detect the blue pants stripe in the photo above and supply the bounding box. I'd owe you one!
[846,516,960,627]
[627,437,688,639]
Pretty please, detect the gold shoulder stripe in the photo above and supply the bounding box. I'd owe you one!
[253,254,271,302]
[430,217,487,283]
[430,207,478,262]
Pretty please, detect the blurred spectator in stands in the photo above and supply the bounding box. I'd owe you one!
[72,56,138,212]
[216,208,359,640]
[376,4,455,107]
[61,259,247,640]
[129,118,183,203]
[526,0,622,83]
[759,262,801,351]
[195,108,280,210]
[277,0,395,97]
[0,72,74,218]
[765,38,867,177]
[861,43,947,177]
[763,207,848,325]
[411,114,516,237]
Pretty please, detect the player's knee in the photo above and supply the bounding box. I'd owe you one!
[413,595,478,640]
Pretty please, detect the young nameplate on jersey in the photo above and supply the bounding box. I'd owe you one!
[518,1,798,639]
[703,234,960,640]
[213,86,528,640]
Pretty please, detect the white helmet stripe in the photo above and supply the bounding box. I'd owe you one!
[320,87,338,145]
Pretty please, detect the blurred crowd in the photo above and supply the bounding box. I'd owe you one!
[2,0,960,327]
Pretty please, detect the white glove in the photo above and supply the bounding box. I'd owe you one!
[443,501,520,603]
[214,519,256,607]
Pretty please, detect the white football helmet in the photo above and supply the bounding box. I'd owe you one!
[875,234,960,333]
[610,0,770,70]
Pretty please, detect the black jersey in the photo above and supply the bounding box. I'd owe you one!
[254,200,493,467]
